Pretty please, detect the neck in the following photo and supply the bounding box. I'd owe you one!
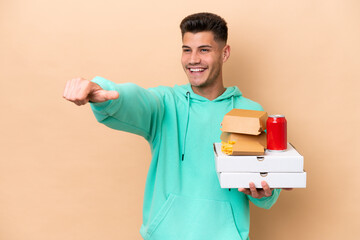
[191,81,226,100]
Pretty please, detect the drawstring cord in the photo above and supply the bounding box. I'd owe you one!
[181,92,234,161]
[182,91,191,161]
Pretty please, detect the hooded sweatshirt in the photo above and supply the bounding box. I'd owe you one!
[90,76,281,240]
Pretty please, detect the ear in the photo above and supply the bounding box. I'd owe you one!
[222,45,231,63]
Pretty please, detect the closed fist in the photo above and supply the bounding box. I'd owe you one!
[63,77,119,105]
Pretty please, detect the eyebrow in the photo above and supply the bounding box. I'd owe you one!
[199,45,212,48]
[182,45,213,48]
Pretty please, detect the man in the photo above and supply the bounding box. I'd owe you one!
[63,12,281,240]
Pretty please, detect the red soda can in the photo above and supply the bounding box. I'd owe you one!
[267,115,287,151]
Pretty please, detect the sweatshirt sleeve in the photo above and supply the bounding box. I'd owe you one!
[89,76,164,142]
[247,189,281,209]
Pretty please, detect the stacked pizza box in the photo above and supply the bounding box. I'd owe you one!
[214,109,306,188]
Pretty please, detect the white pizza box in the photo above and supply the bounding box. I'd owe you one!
[217,172,307,188]
[214,142,304,173]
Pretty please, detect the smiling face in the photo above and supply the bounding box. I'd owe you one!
[181,31,230,90]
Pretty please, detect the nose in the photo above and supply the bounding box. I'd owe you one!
[189,52,201,65]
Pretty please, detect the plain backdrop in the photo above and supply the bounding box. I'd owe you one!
[1,0,359,239]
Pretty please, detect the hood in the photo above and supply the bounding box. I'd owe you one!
[174,83,242,162]
[174,83,242,102]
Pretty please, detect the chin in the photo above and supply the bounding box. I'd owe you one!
[191,81,212,89]
[189,78,207,88]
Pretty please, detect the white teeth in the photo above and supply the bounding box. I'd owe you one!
[190,68,205,72]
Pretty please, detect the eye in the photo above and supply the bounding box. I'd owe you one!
[200,48,210,53]
[182,48,191,53]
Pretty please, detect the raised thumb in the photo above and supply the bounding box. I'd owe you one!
[104,90,119,100]
[90,90,119,102]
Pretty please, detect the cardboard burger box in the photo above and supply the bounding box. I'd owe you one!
[220,109,267,156]
[220,109,267,135]
[215,109,307,188]
[220,132,266,156]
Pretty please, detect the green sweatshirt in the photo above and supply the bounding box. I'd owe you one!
[90,76,281,240]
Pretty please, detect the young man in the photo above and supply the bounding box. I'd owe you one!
[63,13,281,240]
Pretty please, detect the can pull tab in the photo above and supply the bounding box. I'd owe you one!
[260,172,268,177]
[257,157,264,161]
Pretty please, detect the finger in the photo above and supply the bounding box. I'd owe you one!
[76,80,93,104]
[67,79,78,100]
[238,188,251,195]
[69,78,93,105]
[74,78,88,101]
[105,90,119,100]
[63,80,71,99]
[249,182,259,198]
[75,98,89,106]
[74,100,82,106]
[65,79,76,101]
[68,78,78,101]
[261,181,273,197]
[90,90,119,103]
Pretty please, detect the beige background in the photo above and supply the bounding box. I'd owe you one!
[1,0,359,239]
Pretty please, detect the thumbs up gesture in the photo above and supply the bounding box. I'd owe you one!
[63,78,119,105]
